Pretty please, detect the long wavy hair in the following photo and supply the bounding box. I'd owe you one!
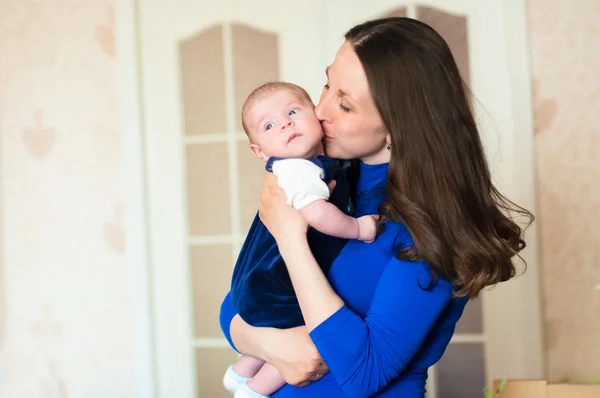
[346,17,534,298]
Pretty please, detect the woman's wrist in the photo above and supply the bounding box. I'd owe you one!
[278,234,310,260]
[258,327,277,362]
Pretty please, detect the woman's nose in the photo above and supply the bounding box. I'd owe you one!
[315,102,325,120]
[315,97,329,122]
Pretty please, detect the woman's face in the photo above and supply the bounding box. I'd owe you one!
[316,41,390,164]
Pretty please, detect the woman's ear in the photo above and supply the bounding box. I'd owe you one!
[250,144,269,161]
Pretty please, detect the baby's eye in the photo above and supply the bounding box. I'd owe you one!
[265,123,274,131]
[288,109,298,116]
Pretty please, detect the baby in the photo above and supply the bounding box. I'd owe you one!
[223,82,377,398]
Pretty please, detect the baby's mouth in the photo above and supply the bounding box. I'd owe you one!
[287,133,301,143]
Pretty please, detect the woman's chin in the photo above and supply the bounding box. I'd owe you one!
[325,148,351,160]
[323,145,340,158]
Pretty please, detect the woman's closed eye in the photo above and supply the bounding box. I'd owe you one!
[324,82,350,112]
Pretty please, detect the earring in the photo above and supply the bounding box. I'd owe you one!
[386,143,392,151]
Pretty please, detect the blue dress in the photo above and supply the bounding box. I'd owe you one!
[221,161,469,397]
[230,155,352,329]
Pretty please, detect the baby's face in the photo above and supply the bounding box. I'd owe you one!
[246,89,324,160]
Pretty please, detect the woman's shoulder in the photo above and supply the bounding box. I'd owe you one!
[379,220,453,290]
[379,219,413,248]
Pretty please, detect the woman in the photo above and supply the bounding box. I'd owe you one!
[220,17,532,397]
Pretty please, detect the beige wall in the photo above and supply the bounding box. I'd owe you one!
[0,1,133,397]
[528,0,600,382]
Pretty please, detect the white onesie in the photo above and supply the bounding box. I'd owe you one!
[271,158,330,210]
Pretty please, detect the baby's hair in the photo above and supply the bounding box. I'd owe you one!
[241,82,314,140]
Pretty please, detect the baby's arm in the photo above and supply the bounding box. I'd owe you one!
[271,159,376,242]
[300,200,377,243]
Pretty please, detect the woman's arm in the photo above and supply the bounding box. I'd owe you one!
[221,292,288,360]
[259,172,453,396]
[219,292,330,386]
[259,172,347,330]
[279,236,346,330]
[308,257,452,396]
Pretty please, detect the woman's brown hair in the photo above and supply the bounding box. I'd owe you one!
[346,17,534,298]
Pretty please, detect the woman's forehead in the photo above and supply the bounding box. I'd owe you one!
[330,42,370,100]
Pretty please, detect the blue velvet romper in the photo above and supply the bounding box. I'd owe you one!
[230,156,352,328]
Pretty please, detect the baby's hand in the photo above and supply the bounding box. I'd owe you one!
[357,215,378,243]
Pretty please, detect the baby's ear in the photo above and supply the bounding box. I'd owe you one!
[250,144,268,161]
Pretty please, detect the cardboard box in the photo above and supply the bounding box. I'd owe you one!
[493,380,600,398]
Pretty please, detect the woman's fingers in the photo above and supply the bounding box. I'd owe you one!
[294,380,312,388]
[290,362,329,386]
[263,170,278,189]
[262,326,329,386]
[316,361,330,375]
[258,171,308,243]
[327,179,337,195]
[260,172,278,197]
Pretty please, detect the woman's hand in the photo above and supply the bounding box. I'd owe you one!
[259,171,308,245]
[261,326,330,387]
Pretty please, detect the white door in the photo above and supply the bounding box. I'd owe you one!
[134,1,543,397]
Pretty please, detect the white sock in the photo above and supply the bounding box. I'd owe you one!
[223,365,251,394]
[234,382,270,398]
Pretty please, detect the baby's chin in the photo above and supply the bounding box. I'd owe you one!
[298,145,325,159]
[276,148,321,159]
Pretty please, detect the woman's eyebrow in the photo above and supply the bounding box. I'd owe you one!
[325,66,354,101]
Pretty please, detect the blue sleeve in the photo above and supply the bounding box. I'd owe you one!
[309,258,452,397]
[219,291,240,353]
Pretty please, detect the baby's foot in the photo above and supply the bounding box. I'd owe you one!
[357,215,378,243]
[234,382,270,398]
[223,365,251,394]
